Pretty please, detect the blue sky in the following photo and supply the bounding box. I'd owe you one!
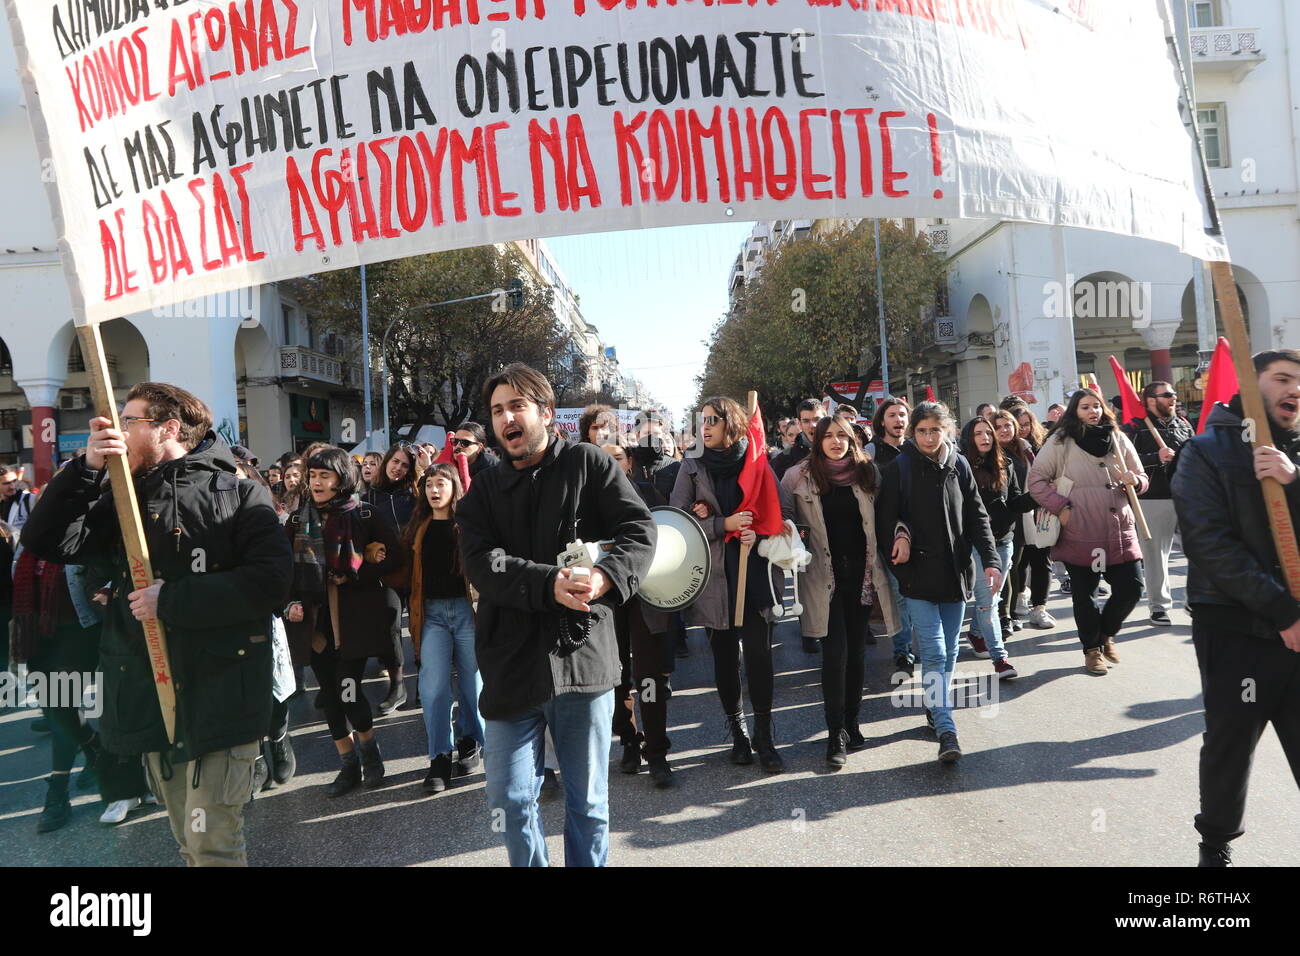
[545,221,754,426]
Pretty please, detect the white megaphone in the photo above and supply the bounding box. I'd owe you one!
[556,506,712,611]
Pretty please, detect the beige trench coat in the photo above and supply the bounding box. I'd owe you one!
[780,461,900,639]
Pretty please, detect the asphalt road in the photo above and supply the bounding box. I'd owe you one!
[3,549,1297,867]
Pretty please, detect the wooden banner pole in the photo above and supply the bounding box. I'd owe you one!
[1208,261,1300,598]
[75,323,177,742]
[733,390,758,628]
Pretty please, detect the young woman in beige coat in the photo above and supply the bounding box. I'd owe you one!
[781,416,899,767]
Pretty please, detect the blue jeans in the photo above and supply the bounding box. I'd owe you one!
[884,566,914,661]
[484,689,615,867]
[904,598,965,737]
[967,540,1013,660]
[419,597,485,760]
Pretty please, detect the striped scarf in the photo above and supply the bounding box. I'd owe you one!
[291,495,362,602]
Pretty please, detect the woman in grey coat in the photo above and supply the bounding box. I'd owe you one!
[670,396,792,773]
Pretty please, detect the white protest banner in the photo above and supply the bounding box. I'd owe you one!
[5,0,1225,326]
[554,406,640,439]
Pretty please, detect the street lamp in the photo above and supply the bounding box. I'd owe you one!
[376,280,525,445]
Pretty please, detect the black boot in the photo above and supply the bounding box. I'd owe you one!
[826,728,849,768]
[378,670,407,715]
[359,736,385,789]
[1198,842,1232,867]
[620,735,643,774]
[37,775,72,833]
[327,749,362,798]
[725,713,753,765]
[453,736,482,777]
[752,714,785,774]
[252,752,271,796]
[269,732,297,785]
[424,754,451,794]
[77,731,102,793]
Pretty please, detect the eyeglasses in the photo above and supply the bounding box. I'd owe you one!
[120,416,158,428]
[1153,392,1176,400]
[701,415,722,426]
[452,438,477,448]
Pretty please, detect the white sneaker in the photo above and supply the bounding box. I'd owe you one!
[142,793,158,805]
[99,798,141,825]
[1028,606,1056,629]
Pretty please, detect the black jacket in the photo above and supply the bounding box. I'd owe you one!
[455,437,656,720]
[1171,400,1300,641]
[973,458,1034,542]
[468,447,499,478]
[364,486,417,535]
[772,433,813,481]
[865,439,902,469]
[1124,413,1194,500]
[875,440,998,603]
[20,434,292,759]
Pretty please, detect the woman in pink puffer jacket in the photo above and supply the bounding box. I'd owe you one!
[1028,389,1148,675]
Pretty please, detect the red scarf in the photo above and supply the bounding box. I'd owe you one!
[11,549,64,662]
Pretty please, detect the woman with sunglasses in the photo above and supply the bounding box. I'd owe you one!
[1028,389,1147,675]
[994,409,1055,632]
[781,416,899,766]
[875,402,1000,763]
[285,447,404,796]
[670,397,793,773]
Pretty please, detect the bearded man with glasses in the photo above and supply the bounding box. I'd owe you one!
[1123,380,1195,626]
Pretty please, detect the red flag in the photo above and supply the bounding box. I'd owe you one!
[1108,356,1145,426]
[925,385,936,402]
[431,439,472,492]
[729,403,784,540]
[1197,336,1237,434]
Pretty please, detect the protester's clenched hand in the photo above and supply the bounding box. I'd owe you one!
[739,528,756,546]
[1281,618,1300,653]
[691,502,711,521]
[892,536,910,564]
[286,602,304,623]
[1255,445,1298,485]
[127,579,164,621]
[723,511,752,533]
[1158,446,1176,464]
[985,566,1003,593]
[84,416,127,471]
[555,567,607,612]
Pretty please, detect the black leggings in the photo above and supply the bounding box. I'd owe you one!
[42,706,91,774]
[613,599,673,760]
[1062,559,1144,649]
[269,697,290,740]
[707,616,774,717]
[822,585,867,733]
[1013,543,1052,608]
[310,647,374,741]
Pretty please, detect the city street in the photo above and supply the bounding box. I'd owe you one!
[3,550,1297,868]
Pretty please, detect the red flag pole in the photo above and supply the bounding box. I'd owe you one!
[1109,355,1167,451]
[734,390,757,628]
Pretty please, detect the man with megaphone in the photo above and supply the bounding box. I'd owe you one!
[455,363,656,868]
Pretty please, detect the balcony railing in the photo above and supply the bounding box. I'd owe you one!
[1188,26,1264,80]
[280,346,342,386]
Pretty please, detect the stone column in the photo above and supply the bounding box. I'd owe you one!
[1139,319,1182,385]
[16,379,63,487]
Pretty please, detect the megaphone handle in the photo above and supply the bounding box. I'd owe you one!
[734,541,751,628]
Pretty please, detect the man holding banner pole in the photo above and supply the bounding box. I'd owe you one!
[1123,381,1194,626]
[20,382,293,866]
[1171,350,1300,867]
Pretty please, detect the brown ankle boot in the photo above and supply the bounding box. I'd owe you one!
[1101,637,1120,664]
[1084,648,1109,675]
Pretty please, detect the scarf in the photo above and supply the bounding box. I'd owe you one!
[291,494,362,603]
[11,549,64,662]
[823,455,859,487]
[703,440,747,517]
[1075,423,1114,459]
